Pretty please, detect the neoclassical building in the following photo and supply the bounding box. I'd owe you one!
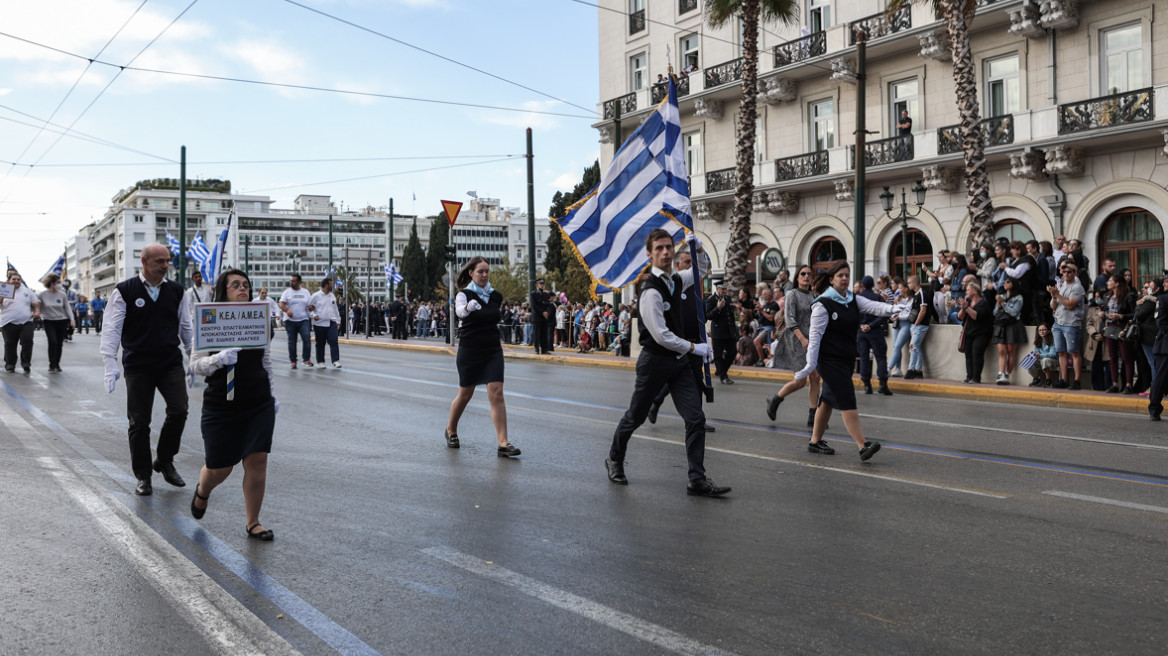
[595,0,1168,289]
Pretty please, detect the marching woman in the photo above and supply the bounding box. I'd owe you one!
[189,269,279,541]
[791,261,898,460]
[766,264,822,426]
[445,256,521,457]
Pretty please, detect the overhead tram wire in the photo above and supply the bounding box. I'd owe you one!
[0,109,175,162]
[0,154,524,168]
[240,158,516,194]
[280,0,595,115]
[0,33,596,120]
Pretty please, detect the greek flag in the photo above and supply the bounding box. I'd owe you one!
[385,262,403,286]
[203,213,231,285]
[5,258,18,275]
[187,234,211,271]
[165,231,181,256]
[554,76,691,296]
[41,254,65,281]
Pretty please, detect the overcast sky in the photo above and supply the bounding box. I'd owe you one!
[0,0,600,278]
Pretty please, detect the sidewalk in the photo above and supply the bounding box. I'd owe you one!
[333,333,1149,415]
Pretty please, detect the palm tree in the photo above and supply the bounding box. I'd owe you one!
[705,0,799,292]
[334,266,364,305]
[887,0,995,249]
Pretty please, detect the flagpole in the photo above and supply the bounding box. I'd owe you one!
[179,146,186,286]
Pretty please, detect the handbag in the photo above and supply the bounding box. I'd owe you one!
[994,311,1018,327]
[1120,321,1141,342]
[1103,324,1123,340]
[957,325,967,353]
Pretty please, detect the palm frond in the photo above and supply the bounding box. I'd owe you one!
[706,0,800,29]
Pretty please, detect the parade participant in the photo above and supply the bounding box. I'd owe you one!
[1,272,39,373]
[307,278,342,369]
[63,279,78,341]
[766,264,822,426]
[184,270,214,320]
[856,275,892,396]
[705,279,736,384]
[91,290,106,334]
[530,278,554,354]
[257,287,281,339]
[37,273,75,373]
[647,249,715,433]
[188,269,278,541]
[1146,272,1168,420]
[100,243,193,496]
[793,261,898,460]
[445,256,520,457]
[279,274,313,369]
[606,229,728,497]
[76,296,90,335]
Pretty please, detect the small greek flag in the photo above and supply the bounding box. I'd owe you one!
[165,231,181,256]
[41,254,65,281]
[1019,351,1039,371]
[203,211,232,285]
[385,262,403,286]
[187,233,211,270]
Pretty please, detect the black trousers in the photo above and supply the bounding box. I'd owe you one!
[1149,353,1168,415]
[93,310,104,333]
[857,331,888,383]
[610,350,707,482]
[532,321,549,354]
[964,334,992,383]
[2,322,34,368]
[43,319,70,368]
[545,324,555,352]
[124,364,188,481]
[711,338,735,380]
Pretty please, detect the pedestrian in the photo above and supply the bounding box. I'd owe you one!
[62,279,78,341]
[605,229,727,497]
[308,278,342,369]
[957,282,994,383]
[76,295,90,335]
[1,271,40,373]
[856,275,892,395]
[37,273,74,373]
[91,290,106,334]
[993,277,1027,384]
[188,268,277,541]
[389,293,408,340]
[416,302,431,338]
[555,303,568,347]
[184,270,214,320]
[789,261,898,460]
[530,278,554,354]
[1048,262,1085,389]
[257,287,281,340]
[766,264,822,427]
[1146,273,1168,420]
[279,274,313,369]
[444,256,520,457]
[705,280,736,384]
[887,280,914,377]
[1103,273,1138,394]
[99,243,193,496]
[905,275,935,379]
[1085,289,1113,391]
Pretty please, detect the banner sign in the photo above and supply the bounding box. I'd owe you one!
[193,302,270,351]
[0,283,14,299]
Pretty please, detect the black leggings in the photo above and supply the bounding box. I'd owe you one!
[43,319,70,368]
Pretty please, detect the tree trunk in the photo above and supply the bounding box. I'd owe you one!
[946,0,995,251]
[725,0,760,293]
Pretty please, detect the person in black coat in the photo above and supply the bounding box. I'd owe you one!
[856,275,892,395]
[1147,274,1168,420]
[389,294,408,340]
[957,282,996,383]
[704,279,737,384]
[530,278,554,354]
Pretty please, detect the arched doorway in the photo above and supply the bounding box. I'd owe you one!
[1099,208,1165,288]
[811,236,846,273]
[994,219,1035,244]
[889,228,933,281]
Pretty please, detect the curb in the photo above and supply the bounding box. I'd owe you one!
[334,338,1148,415]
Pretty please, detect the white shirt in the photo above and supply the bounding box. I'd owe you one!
[99,274,194,371]
[308,291,340,326]
[795,294,897,380]
[280,287,311,321]
[190,344,274,395]
[1,286,39,327]
[260,297,281,319]
[638,257,707,358]
[184,283,214,316]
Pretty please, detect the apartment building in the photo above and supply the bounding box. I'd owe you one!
[596,0,1168,288]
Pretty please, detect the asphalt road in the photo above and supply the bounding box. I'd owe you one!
[2,332,1167,656]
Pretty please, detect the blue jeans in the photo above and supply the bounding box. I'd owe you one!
[314,321,339,364]
[888,321,912,371]
[1143,343,1156,381]
[524,324,533,344]
[909,324,929,372]
[285,319,311,363]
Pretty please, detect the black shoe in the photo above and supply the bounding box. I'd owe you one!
[48,367,61,374]
[21,366,29,373]
[135,479,153,496]
[1151,411,1162,422]
[704,423,716,433]
[1043,379,1053,388]
[720,377,734,385]
[903,370,916,380]
[1122,385,1135,395]
[807,407,817,428]
[962,378,972,384]
[765,394,783,421]
[605,457,627,485]
[1069,380,1081,390]
[1029,379,1043,387]
[1054,380,1069,389]
[1106,385,1119,393]
[647,402,660,425]
[247,523,274,541]
[153,460,185,487]
[807,439,835,455]
[863,381,873,395]
[686,478,730,497]
[191,484,208,520]
[444,429,460,448]
[497,443,522,457]
[860,441,882,461]
[878,383,893,396]
[3,366,13,373]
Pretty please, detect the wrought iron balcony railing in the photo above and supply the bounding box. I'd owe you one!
[775,151,829,182]
[1058,87,1154,135]
[848,6,911,45]
[704,58,743,89]
[849,135,914,168]
[773,31,826,68]
[937,115,1015,155]
[650,75,691,104]
[679,0,698,13]
[629,9,646,35]
[705,167,736,194]
[602,92,637,120]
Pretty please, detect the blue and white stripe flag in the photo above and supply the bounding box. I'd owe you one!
[187,233,211,271]
[554,76,691,297]
[385,262,403,286]
[5,258,19,275]
[41,254,65,282]
[165,231,181,256]
[203,211,232,285]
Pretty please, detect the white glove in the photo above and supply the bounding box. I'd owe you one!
[273,397,280,414]
[691,235,705,253]
[217,348,242,366]
[187,368,196,388]
[703,348,713,364]
[692,342,712,359]
[104,367,120,394]
[467,300,482,312]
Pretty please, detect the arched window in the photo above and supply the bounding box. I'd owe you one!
[993,219,1034,244]
[1100,208,1165,289]
[811,236,847,273]
[889,229,933,281]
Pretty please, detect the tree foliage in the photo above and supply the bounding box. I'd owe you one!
[488,257,530,304]
[334,266,364,304]
[400,219,428,300]
[425,214,451,299]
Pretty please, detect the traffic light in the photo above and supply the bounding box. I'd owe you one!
[444,245,457,263]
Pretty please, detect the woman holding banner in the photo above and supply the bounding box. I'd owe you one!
[188,268,278,541]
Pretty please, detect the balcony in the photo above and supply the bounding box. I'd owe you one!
[775,151,829,181]
[679,0,698,13]
[629,9,646,35]
[602,92,637,120]
[704,58,743,89]
[1058,87,1154,135]
[937,115,1015,155]
[849,6,911,45]
[650,76,690,104]
[705,167,736,194]
[773,31,826,68]
[850,135,914,168]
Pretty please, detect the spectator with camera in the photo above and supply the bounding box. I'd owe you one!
[1048,262,1085,389]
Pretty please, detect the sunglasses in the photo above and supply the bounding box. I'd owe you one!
[798,271,811,277]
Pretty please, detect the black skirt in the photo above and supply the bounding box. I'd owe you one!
[200,396,275,469]
[817,357,858,411]
[456,345,504,388]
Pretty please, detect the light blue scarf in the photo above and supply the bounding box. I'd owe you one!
[467,281,493,305]
[815,286,853,307]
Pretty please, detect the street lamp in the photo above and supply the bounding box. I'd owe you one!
[286,250,301,278]
[881,180,927,279]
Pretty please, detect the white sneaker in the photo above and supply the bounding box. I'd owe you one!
[889,367,903,378]
[332,361,342,369]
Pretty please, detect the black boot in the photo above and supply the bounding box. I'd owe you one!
[807,407,817,427]
[878,381,893,396]
[863,380,873,395]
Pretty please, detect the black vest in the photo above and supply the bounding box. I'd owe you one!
[637,273,684,356]
[679,284,700,341]
[1014,254,1038,293]
[204,349,271,408]
[458,288,503,350]
[115,276,184,374]
[817,296,861,363]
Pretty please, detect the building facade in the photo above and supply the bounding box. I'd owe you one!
[595,0,1168,288]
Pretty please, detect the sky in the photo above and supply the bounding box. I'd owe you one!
[0,0,601,278]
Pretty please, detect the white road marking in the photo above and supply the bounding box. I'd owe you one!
[423,546,741,656]
[860,413,1168,452]
[1043,491,1168,515]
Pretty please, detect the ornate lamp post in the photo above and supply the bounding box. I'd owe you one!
[880,180,927,278]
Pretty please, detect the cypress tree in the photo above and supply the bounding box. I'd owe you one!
[400,219,428,301]
[425,214,451,297]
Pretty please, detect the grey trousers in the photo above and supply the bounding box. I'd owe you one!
[610,350,707,481]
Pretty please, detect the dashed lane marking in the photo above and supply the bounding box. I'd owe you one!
[1043,491,1168,516]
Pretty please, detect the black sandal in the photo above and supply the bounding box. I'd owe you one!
[445,428,460,449]
[191,484,209,520]
[247,523,274,541]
